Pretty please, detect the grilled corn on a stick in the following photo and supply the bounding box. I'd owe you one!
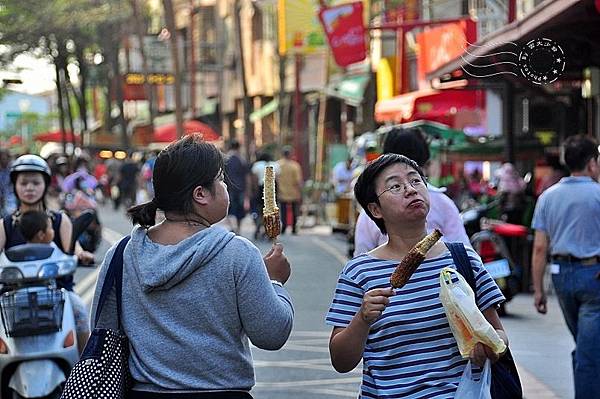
[390,229,443,288]
[263,165,280,239]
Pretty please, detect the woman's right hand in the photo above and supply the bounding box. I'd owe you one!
[359,288,395,325]
[264,243,291,285]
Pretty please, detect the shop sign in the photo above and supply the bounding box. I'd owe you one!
[416,20,476,88]
[319,1,367,67]
[278,0,326,55]
[125,73,175,85]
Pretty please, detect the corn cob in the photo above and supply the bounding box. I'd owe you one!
[390,229,443,288]
[263,165,280,239]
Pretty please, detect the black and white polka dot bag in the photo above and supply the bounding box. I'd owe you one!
[62,236,131,399]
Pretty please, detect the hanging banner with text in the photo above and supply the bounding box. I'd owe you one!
[318,1,367,67]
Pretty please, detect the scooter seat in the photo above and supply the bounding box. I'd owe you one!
[492,223,528,237]
[5,244,55,262]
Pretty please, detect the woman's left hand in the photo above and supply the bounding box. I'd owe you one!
[469,343,500,367]
[77,250,95,265]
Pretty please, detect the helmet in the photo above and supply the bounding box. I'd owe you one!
[10,154,52,185]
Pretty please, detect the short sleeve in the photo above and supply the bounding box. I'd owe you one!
[325,271,364,327]
[466,248,506,311]
[354,210,384,256]
[531,193,547,232]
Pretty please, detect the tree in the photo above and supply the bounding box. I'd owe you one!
[0,0,132,150]
[162,0,184,139]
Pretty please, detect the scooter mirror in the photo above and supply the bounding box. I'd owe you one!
[70,210,95,254]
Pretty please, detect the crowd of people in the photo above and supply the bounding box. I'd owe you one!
[0,130,597,398]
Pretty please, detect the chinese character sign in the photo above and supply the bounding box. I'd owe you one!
[319,2,367,67]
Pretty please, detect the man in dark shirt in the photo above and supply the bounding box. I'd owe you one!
[117,154,140,210]
[224,140,249,234]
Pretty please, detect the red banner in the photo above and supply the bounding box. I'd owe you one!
[319,2,367,67]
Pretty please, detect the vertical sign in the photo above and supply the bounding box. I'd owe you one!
[318,1,367,67]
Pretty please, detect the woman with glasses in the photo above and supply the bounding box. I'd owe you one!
[353,128,470,256]
[326,154,509,398]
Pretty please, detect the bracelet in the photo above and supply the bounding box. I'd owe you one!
[270,279,284,287]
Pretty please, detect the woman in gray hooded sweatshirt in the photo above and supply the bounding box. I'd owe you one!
[91,135,294,398]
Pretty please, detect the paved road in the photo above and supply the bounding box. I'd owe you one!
[77,204,573,398]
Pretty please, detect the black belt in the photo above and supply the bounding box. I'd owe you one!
[552,255,600,265]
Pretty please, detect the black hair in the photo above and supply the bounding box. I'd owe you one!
[19,210,51,242]
[256,151,273,162]
[354,154,426,235]
[127,134,224,227]
[382,127,430,167]
[562,135,599,173]
[229,140,240,151]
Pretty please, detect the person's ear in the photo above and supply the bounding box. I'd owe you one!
[192,185,210,205]
[367,202,384,220]
[35,231,46,242]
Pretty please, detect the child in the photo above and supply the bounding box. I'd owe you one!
[19,210,55,244]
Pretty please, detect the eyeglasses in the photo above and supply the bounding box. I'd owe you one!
[377,178,425,199]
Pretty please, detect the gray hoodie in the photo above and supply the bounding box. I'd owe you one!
[91,225,294,392]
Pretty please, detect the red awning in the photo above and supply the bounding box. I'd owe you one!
[34,130,81,144]
[8,135,22,146]
[375,89,485,126]
[153,120,221,143]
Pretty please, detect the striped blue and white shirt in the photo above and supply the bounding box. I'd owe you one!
[326,247,505,399]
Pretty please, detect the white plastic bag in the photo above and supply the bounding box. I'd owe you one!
[439,267,506,358]
[455,360,492,399]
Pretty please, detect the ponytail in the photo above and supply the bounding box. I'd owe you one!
[127,199,159,227]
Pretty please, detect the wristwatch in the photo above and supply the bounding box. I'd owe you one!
[270,279,284,287]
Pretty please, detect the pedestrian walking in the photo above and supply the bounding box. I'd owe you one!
[91,135,294,398]
[495,162,526,224]
[354,127,470,256]
[224,140,250,234]
[531,134,600,399]
[326,154,509,398]
[277,146,303,234]
[116,153,140,210]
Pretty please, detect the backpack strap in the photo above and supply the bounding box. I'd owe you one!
[446,242,476,291]
[94,236,131,327]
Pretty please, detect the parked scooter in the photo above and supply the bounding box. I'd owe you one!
[461,202,525,314]
[0,211,94,398]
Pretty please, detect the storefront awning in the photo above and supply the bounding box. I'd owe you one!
[375,89,484,125]
[426,0,592,82]
[250,99,279,123]
[326,74,370,107]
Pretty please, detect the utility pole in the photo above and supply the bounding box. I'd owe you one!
[163,0,185,139]
[188,0,197,116]
[235,0,253,161]
[130,0,156,130]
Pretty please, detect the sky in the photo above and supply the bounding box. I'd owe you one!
[0,49,56,95]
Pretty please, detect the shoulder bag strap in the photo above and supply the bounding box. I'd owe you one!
[94,235,131,327]
[446,242,476,291]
